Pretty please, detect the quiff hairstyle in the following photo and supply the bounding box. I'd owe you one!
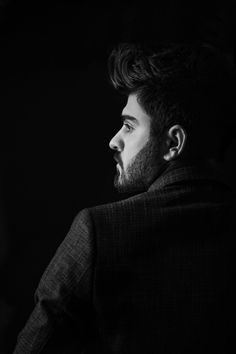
[108,41,236,161]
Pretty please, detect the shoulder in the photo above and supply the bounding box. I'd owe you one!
[87,190,155,216]
[84,189,170,232]
[69,191,154,231]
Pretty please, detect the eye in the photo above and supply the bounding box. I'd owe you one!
[123,123,134,132]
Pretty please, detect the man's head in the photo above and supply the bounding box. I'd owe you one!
[108,42,236,193]
[109,93,186,193]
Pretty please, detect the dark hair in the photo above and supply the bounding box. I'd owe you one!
[108,41,236,161]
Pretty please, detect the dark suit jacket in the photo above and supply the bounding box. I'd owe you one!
[13,161,235,353]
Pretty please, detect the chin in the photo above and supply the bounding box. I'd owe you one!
[114,176,147,194]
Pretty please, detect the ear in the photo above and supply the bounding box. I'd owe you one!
[163,125,187,162]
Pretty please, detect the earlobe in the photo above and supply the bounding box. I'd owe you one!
[164,147,178,161]
[163,125,187,162]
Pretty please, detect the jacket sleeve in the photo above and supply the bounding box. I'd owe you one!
[13,208,94,353]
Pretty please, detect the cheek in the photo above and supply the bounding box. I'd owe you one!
[124,131,150,163]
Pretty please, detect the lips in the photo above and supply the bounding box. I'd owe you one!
[114,154,123,169]
[113,154,120,164]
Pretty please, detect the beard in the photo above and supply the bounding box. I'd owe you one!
[114,136,165,194]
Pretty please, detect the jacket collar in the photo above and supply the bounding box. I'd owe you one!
[148,159,223,192]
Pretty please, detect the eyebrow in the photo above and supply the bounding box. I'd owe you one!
[121,114,139,125]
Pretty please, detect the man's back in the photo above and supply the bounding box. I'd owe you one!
[14,161,235,354]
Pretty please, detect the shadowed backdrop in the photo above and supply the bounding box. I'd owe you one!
[0,0,236,352]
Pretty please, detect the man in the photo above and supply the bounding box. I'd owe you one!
[14,42,235,353]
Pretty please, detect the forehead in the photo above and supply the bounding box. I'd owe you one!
[122,94,151,126]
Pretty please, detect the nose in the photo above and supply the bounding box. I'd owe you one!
[109,131,123,151]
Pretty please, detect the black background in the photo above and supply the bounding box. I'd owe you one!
[0,0,236,352]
